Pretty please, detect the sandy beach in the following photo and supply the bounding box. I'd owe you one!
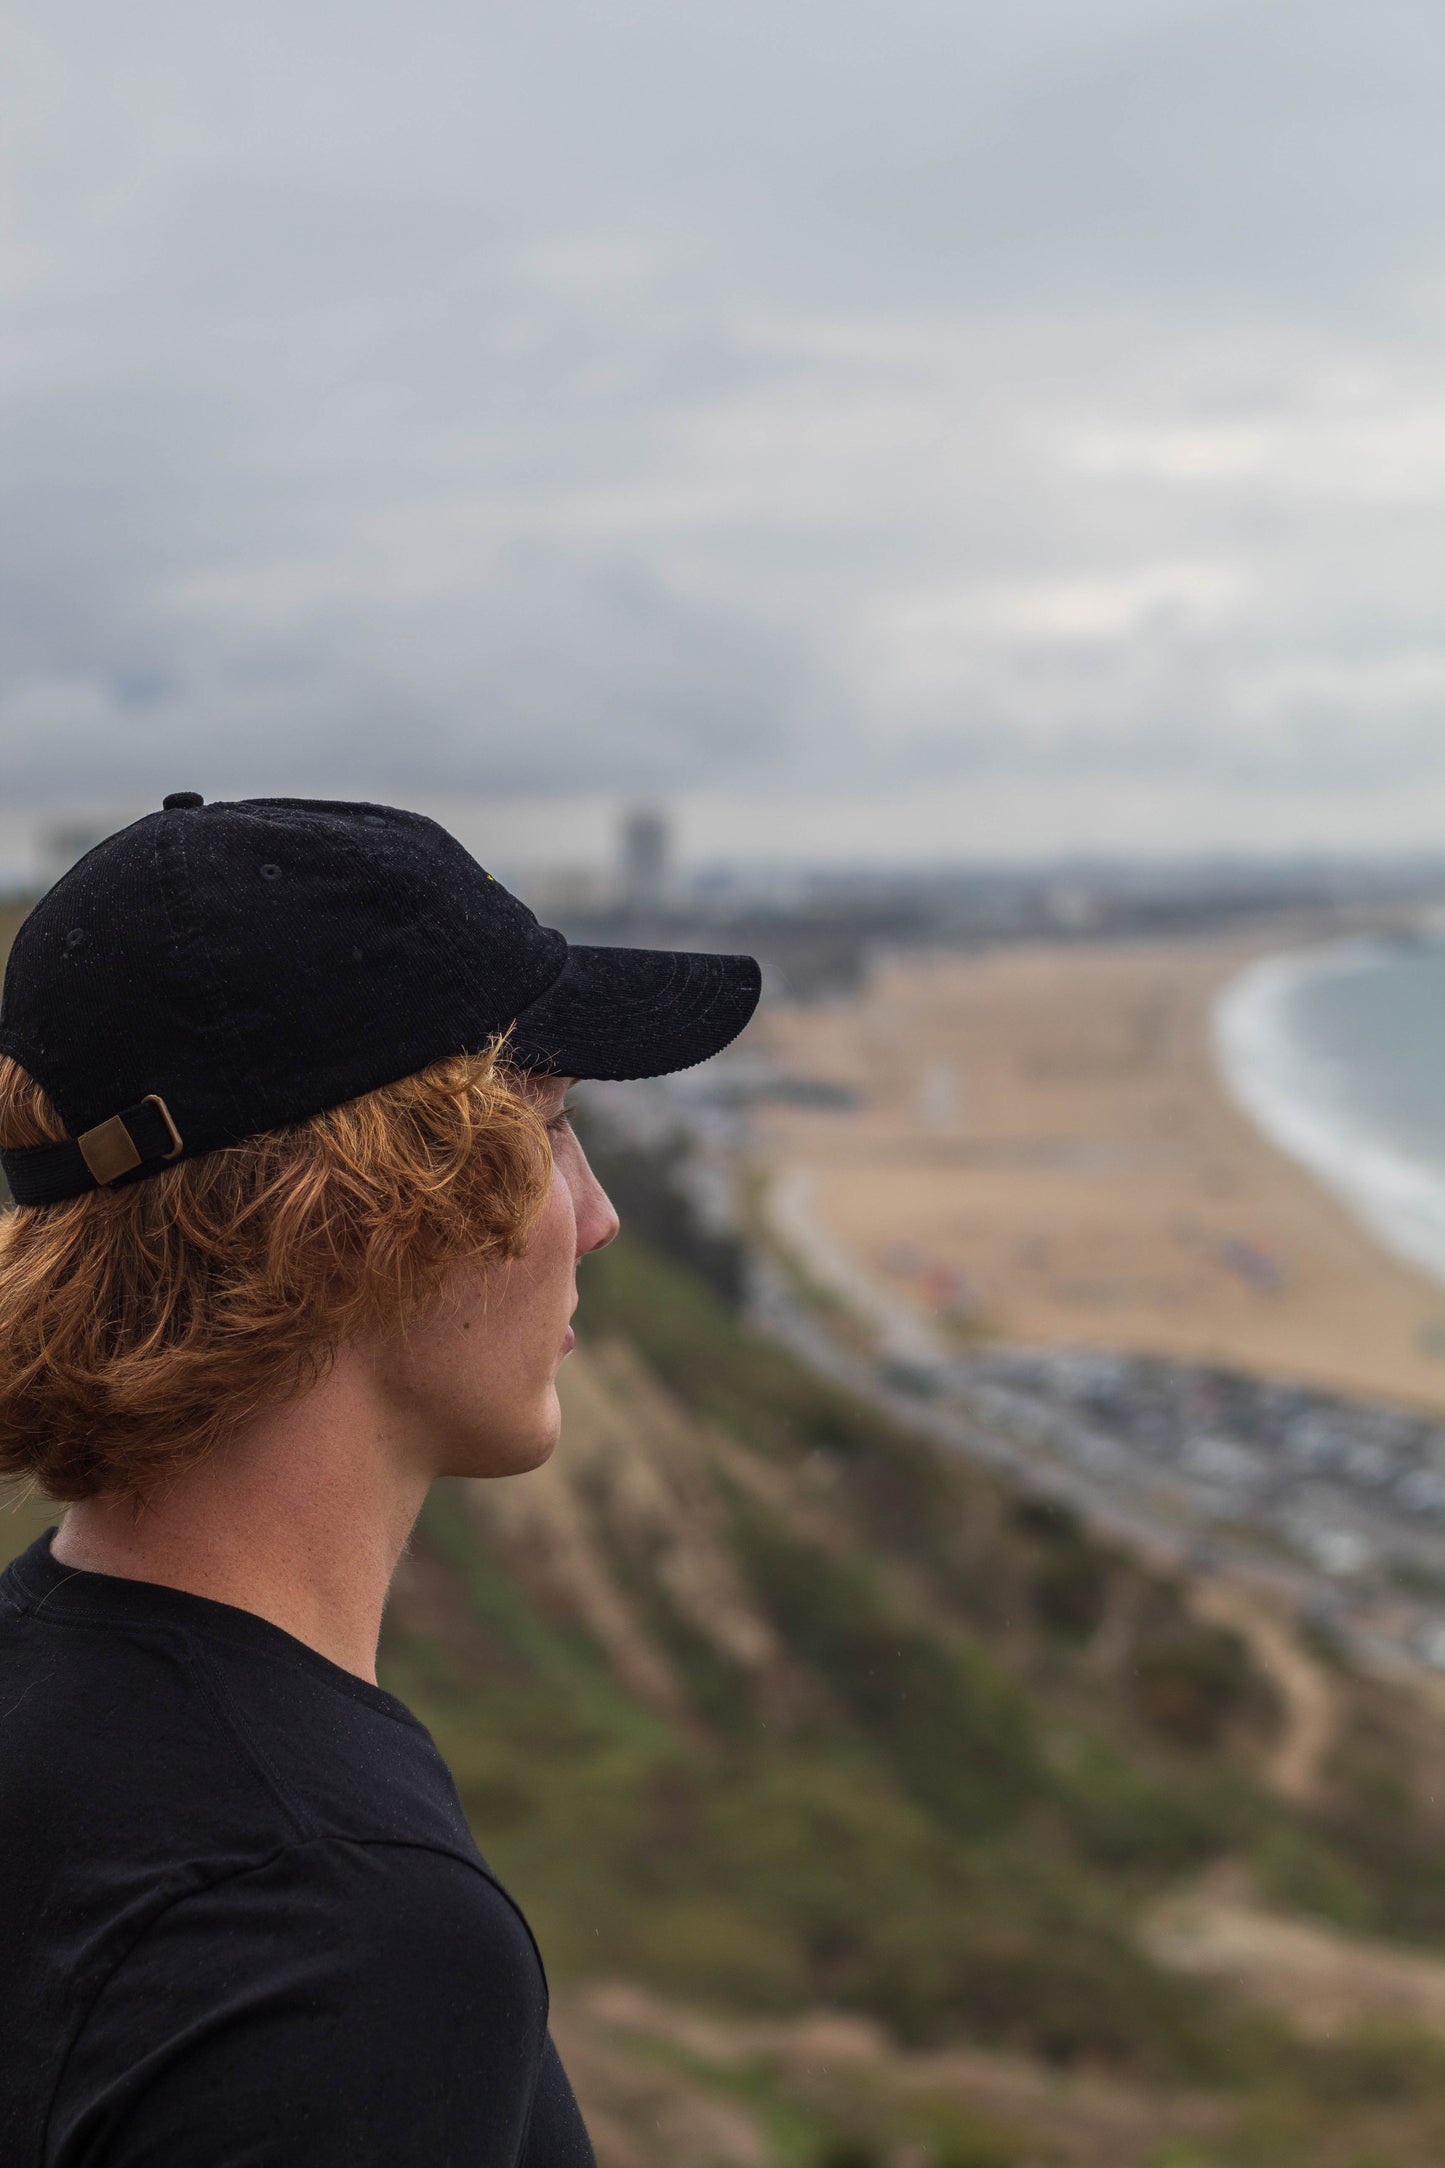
[753,929,1445,1415]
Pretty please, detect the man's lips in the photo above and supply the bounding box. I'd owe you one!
[561,1324,576,1355]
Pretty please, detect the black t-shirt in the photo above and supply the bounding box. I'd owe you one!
[0,1532,596,2167]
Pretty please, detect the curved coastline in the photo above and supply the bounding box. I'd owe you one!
[759,932,1445,1411]
[1214,939,1445,1294]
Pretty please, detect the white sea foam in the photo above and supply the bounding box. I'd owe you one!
[1214,943,1445,1292]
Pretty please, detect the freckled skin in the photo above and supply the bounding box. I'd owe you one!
[368,1077,620,1482]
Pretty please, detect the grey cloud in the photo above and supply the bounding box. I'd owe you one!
[4,0,1445,844]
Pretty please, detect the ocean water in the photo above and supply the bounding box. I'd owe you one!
[1215,932,1445,1290]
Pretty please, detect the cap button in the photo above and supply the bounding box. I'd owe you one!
[162,791,204,810]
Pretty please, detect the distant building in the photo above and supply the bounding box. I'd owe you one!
[522,864,619,920]
[620,806,671,916]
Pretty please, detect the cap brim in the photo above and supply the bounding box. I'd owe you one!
[507,944,762,1081]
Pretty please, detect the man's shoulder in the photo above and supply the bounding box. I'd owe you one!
[187,1619,478,1850]
[0,1569,284,1852]
[0,1542,475,1856]
[46,1837,556,2168]
[125,1831,542,1969]
[0,1554,506,2161]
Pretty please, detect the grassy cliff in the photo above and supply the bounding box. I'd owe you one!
[10,1108,1445,2160]
[374,1220,1445,2164]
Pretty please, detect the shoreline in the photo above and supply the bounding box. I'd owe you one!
[1216,937,1445,1296]
[752,924,1445,1417]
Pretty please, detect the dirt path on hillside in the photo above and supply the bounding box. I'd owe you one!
[555,1980,1225,2168]
[1188,1578,1338,1803]
[1146,1872,1445,2040]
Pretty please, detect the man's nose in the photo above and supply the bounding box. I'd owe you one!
[576,1164,620,1258]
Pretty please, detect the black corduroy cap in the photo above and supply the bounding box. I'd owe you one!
[0,795,761,1206]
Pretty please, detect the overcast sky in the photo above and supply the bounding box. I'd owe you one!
[5,0,1445,865]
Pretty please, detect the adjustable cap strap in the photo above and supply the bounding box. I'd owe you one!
[2,1095,184,1206]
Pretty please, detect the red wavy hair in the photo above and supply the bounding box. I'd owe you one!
[0,1048,550,1502]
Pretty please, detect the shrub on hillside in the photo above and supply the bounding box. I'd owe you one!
[1132,1622,1254,1748]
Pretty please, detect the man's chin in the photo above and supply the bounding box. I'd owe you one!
[441,1402,562,1482]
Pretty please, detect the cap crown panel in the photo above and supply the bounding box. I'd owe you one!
[0,815,214,1139]
[0,798,568,1156]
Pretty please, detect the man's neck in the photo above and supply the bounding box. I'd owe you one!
[50,1351,427,1684]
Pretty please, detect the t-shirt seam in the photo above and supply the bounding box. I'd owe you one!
[185,1636,319,1843]
[42,1835,547,2163]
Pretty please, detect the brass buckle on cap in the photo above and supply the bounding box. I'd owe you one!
[77,1095,184,1187]
[143,1094,185,1161]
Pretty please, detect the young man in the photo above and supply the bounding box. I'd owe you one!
[0,793,760,2167]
